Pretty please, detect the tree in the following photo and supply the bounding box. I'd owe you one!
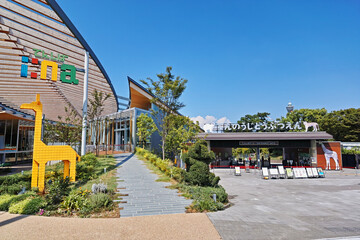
[136,113,157,148]
[141,67,188,160]
[182,140,215,172]
[321,108,360,142]
[279,108,328,131]
[182,140,219,187]
[232,148,253,159]
[43,104,82,151]
[87,89,111,155]
[225,112,271,132]
[165,115,198,159]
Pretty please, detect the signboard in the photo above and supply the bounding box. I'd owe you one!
[208,121,303,133]
[293,168,308,178]
[20,49,79,85]
[316,142,342,170]
[239,141,279,146]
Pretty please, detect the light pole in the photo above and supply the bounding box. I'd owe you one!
[81,51,89,156]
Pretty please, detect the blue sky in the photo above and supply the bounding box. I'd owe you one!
[58,0,360,123]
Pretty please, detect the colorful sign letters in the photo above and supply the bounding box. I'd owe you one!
[20,49,79,85]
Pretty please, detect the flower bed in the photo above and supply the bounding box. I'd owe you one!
[0,153,118,217]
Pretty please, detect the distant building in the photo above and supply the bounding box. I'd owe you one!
[286,102,294,113]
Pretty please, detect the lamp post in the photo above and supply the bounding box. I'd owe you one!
[81,51,89,156]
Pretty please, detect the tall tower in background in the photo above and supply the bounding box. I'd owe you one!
[286,102,294,113]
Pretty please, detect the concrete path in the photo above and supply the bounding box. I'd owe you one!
[0,212,221,240]
[114,153,192,217]
[207,168,360,240]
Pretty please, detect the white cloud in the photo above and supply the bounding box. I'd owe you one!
[216,117,231,125]
[190,115,231,129]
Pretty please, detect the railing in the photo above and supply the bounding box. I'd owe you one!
[86,144,132,155]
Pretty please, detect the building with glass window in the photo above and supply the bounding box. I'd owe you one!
[87,77,162,154]
[0,0,166,164]
[0,0,118,163]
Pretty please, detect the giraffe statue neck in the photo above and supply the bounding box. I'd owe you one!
[33,109,44,147]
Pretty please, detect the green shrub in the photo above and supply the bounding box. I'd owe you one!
[88,193,112,210]
[184,161,219,187]
[210,173,220,187]
[176,184,228,212]
[185,161,209,186]
[192,199,224,212]
[45,177,71,209]
[0,181,31,195]
[136,147,146,156]
[182,140,215,171]
[61,189,89,212]
[171,167,185,182]
[81,153,99,166]
[76,162,97,182]
[0,173,31,186]
[8,197,46,215]
[0,192,38,211]
[76,153,99,182]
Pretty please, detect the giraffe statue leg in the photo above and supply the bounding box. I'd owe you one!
[63,160,70,179]
[31,160,39,189]
[38,163,46,193]
[69,160,76,182]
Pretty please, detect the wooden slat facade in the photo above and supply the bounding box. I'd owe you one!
[0,0,118,121]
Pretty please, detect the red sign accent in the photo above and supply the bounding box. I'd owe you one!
[30,72,38,79]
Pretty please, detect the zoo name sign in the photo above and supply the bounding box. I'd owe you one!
[222,121,302,131]
[20,48,79,85]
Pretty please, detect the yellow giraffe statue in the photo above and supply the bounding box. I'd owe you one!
[21,94,80,192]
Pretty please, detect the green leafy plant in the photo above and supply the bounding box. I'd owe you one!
[88,193,112,210]
[175,184,227,212]
[184,161,219,187]
[137,113,157,148]
[0,181,30,195]
[61,189,90,212]
[45,177,71,209]
[0,173,31,186]
[76,153,99,182]
[8,196,46,214]
[0,193,36,211]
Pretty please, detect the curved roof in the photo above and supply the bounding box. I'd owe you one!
[0,0,118,121]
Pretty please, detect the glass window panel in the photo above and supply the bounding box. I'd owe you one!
[0,120,5,135]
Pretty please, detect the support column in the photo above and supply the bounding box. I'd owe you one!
[310,140,317,167]
[132,109,137,151]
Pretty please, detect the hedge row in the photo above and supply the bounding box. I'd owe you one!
[136,147,185,182]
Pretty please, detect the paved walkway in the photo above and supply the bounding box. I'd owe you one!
[114,153,192,217]
[207,168,360,240]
